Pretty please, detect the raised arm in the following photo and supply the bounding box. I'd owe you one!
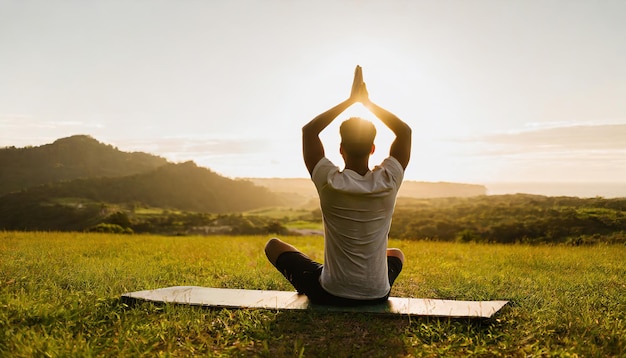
[360,85,412,170]
[302,66,363,175]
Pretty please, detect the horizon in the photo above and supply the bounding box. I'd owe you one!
[4,133,624,199]
[2,1,625,186]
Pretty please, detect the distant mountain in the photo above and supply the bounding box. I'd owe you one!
[247,178,487,202]
[0,135,169,195]
[399,181,486,198]
[0,135,487,231]
[0,136,286,232]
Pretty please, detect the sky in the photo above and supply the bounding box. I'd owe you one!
[1,0,625,189]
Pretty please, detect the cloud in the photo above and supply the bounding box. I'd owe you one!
[0,115,106,148]
[114,137,268,157]
[109,136,304,178]
[453,123,626,183]
[0,115,102,130]
[472,123,626,155]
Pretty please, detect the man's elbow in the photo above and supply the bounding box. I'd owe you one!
[302,123,321,139]
[397,124,411,142]
[402,123,412,137]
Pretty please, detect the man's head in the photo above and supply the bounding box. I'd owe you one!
[339,117,376,157]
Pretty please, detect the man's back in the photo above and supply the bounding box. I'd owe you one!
[312,156,404,299]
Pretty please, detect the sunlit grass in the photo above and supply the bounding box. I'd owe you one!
[284,220,323,231]
[133,207,169,215]
[245,207,311,220]
[1,232,624,356]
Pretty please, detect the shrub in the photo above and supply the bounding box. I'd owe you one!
[87,223,133,234]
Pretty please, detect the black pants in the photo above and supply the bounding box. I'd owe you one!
[274,251,403,306]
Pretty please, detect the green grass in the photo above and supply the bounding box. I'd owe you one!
[133,207,169,215]
[285,220,323,231]
[245,207,311,220]
[1,232,624,357]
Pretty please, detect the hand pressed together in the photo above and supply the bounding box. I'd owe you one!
[349,65,370,105]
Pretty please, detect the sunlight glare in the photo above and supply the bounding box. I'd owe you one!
[293,39,487,182]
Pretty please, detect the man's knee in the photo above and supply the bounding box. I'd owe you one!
[264,237,279,251]
[265,238,298,266]
[387,248,405,264]
[264,238,280,262]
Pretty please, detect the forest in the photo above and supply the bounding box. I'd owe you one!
[389,195,626,245]
[1,192,624,245]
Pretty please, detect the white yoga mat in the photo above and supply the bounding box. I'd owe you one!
[122,286,508,318]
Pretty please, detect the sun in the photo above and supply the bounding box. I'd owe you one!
[294,40,478,182]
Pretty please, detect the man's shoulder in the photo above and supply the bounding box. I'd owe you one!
[381,156,404,170]
[375,156,404,178]
[311,157,338,183]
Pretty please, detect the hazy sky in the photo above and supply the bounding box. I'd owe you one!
[1,0,625,184]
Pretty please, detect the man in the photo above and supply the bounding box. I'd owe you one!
[265,65,412,306]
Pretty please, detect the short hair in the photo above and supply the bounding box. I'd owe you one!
[340,117,376,156]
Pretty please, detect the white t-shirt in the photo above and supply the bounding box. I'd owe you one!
[311,156,404,299]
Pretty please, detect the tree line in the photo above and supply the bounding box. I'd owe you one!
[389,194,626,245]
[1,192,624,245]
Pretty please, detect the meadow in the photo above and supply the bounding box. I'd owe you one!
[1,231,624,357]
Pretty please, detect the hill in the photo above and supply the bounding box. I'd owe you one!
[0,161,284,231]
[0,135,169,195]
[399,180,486,198]
[0,135,281,211]
[0,136,288,232]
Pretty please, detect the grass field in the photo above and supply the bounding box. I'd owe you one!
[1,232,624,357]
